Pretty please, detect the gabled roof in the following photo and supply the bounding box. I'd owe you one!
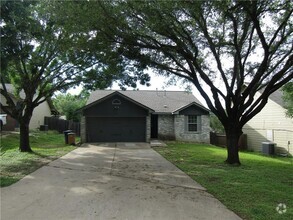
[86,90,208,113]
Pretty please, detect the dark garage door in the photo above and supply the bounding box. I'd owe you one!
[87,117,146,142]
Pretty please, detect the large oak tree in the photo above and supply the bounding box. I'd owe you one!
[0,1,149,152]
[59,0,292,164]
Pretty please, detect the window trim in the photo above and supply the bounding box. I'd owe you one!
[185,115,201,133]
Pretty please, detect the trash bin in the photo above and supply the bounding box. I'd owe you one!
[63,130,72,144]
[67,133,76,145]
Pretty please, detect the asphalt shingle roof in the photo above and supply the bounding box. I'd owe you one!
[86,90,207,113]
[267,89,285,107]
[258,87,285,107]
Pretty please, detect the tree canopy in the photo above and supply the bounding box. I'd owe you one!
[1,0,292,163]
[53,92,89,122]
[58,0,292,164]
[0,0,149,152]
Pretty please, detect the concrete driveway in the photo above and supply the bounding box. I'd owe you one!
[1,143,241,220]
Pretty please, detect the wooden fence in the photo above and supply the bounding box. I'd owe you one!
[210,132,247,150]
[44,117,80,136]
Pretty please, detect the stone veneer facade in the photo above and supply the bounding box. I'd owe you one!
[146,115,151,142]
[173,114,210,143]
[80,116,86,143]
[158,115,175,140]
[153,114,210,143]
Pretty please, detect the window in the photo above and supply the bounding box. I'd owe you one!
[187,115,198,132]
[112,99,121,105]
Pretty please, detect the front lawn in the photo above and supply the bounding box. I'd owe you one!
[0,130,76,187]
[154,143,293,220]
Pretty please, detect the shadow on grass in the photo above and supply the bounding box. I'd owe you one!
[159,143,292,166]
[0,155,47,187]
[155,143,293,220]
[0,134,20,153]
[30,150,49,158]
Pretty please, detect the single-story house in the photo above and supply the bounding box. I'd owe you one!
[81,90,210,143]
[243,89,293,155]
[0,84,56,131]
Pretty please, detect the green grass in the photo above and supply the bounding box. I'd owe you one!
[154,143,293,220]
[0,130,76,187]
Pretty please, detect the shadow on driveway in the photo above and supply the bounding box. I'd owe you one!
[1,143,242,220]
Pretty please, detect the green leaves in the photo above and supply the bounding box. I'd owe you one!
[53,93,87,122]
[282,82,293,118]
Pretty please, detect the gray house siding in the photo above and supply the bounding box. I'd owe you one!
[146,115,151,142]
[174,115,210,143]
[172,105,210,143]
[155,105,210,143]
[157,115,175,140]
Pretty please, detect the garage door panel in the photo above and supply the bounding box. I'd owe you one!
[87,117,146,142]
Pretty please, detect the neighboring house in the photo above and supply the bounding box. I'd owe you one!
[0,84,55,131]
[81,90,210,143]
[243,89,293,155]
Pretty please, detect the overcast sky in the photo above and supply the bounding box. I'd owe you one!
[68,71,210,108]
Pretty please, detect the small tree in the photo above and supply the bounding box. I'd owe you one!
[282,82,293,118]
[210,114,225,134]
[53,92,88,122]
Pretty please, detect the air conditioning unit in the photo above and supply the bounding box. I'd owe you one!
[262,142,275,155]
[40,125,48,131]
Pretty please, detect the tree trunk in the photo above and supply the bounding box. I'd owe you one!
[225,128,242,165]
[19,121,32,152]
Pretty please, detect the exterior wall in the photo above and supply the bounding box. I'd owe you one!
[0,106,17,131]
[157,115,175,140]
[174,114,210,143]
[1,95,18,131]
[1,94,51,130]
[0,93,6,105]
[29,101,52,130]
[243,94,293,155]
[146,115,151,142]
[80,116,86,143]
